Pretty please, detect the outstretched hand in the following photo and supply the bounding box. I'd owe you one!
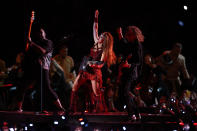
[116,27,122,35]
[117,27,123,40]
[28,37,32,43]
[95,10,99,18]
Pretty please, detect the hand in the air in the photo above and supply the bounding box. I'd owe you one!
[116,27,122,35]
[95,10,99,18]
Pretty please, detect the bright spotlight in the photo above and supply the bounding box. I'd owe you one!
[24,126,28,131]
[29,123,33,127]
[124,105,127,109]
[61,116,66,120]
[9,128,14,131]
[183,124,190,131]
[183,5,188,10]
[122,126,127,130]
[148,88,153,93]
[80,121,85,125]
[54,121,59,125]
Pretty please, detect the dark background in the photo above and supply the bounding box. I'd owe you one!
[1,0,196,74]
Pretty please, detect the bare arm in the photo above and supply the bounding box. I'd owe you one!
[93,10,99,43]
[180,57,190,79]
[117,27,123,40]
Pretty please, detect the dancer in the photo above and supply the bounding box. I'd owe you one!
[69,10,116,113]
[116,25,144,121]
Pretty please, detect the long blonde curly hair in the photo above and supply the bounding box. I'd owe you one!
[101,32,117,68]
[125,26,144,43]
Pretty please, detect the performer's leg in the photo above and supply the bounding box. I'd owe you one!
[107,86,118,112]
[69,74,86,112]
[42,69,65,112]
[11,80,36,111]
[124,80,141,120]
[91,80,105,112]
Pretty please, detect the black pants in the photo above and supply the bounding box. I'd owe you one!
[51,70,71,110]
[16,65,58,110]
[121,67,140,117]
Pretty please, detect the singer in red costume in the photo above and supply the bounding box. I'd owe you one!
[69,10,116,113]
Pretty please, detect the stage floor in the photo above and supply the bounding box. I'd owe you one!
[0,110,192,131]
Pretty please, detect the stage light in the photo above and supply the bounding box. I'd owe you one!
[80,121,85,126]
[61,116,66,120]
[78,116,88,127]
[157,87,162,92]
[79,118,83,121]
[9,128,14,131]
[148,88,153,93]
[122,126,127,130]
[124,105,127,109]
[193,123,197,126]
[178,21,184,27]
[3,121,8,126]
[170,98,174,102]
[29,123,33,127]
[9,86,17,91]
[183,5,188,10]
[183,124,190,131]
[170,98,176,103]
[24,126,28,131]
[54,121,59,125]
[85,123,88,127]
[179,122,184,126]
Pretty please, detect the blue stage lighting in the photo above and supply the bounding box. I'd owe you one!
[178,21,184,27]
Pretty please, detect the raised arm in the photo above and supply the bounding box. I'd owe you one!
[117,27,124,40]
[93,10,99,43]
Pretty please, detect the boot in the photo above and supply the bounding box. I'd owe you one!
[69,91,77,113]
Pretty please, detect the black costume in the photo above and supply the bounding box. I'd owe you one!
[16,38,58,110]
[118,38,143,118]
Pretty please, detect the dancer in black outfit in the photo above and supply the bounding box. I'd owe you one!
[116,26,144,121]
